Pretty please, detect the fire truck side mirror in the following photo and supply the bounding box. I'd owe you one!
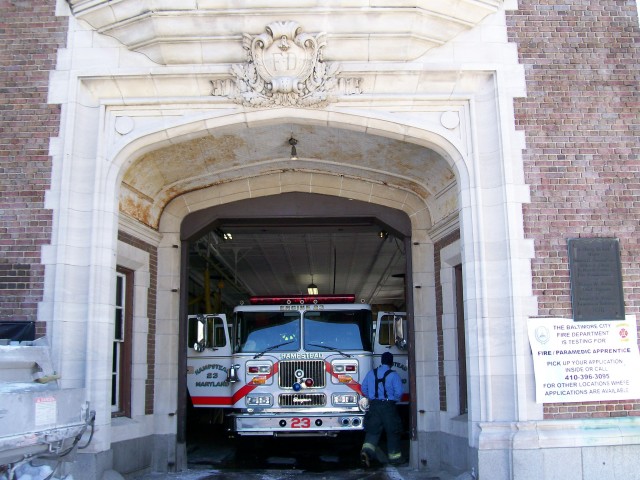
[394,315,408,350]
[227,364,240,383]
[188,314,209,351]
[188,314,227,352]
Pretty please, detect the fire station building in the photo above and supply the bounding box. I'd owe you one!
[1,1,639,479]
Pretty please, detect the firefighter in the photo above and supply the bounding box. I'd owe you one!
[360,351,404,467]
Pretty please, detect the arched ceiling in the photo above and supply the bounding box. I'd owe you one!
[120,124,456,229]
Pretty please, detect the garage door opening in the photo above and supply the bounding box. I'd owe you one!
[178,193,415,471]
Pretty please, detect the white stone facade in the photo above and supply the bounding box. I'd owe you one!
[40,1,640,478]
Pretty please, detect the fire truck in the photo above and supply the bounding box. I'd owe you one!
[186,294,408,437]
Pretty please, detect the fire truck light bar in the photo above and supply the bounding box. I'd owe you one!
[249,294,356,305]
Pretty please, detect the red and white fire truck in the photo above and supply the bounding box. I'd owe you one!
[186,294,408,437]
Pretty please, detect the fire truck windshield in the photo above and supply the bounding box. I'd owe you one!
[303,309,373,352]
[235,311,300,353]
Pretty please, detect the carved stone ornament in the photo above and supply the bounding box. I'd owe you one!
[229,21,341,108]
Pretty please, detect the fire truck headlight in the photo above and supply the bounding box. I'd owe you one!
[332,393,358,406]
[246,393,273,407]
[331,360,358,376]
[246,362,273,375]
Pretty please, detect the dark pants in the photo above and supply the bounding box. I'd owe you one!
[361,400,402,462]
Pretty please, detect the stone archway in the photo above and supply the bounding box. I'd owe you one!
[150,164,443,466]
[106,105,495,472]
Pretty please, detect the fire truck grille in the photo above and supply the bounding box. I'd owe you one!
[278,360,326,388]
[279,393,327,407]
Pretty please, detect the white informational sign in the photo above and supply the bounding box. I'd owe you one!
[528,318,640,403]
[35,396,57,426]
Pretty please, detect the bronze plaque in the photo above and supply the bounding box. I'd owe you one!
[567,238,625,321]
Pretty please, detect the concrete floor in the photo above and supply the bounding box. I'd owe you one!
[133,433,459,480]
[136,466,456,480]
[131,408,464,480]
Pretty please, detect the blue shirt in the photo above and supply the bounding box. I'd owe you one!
[361,364,403,402]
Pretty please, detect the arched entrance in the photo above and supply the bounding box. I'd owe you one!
[149,169,452,470]
[112,112,470,471]
[178,192,415,450]
[176,192,416,466]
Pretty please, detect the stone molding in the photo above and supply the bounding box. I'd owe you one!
[65,1,501,65]
[479,417,640,450]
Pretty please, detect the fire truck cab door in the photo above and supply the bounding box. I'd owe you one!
[186,314,234,408]
[374,312,409,403]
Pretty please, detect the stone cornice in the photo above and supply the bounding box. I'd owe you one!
[66,1,501,65]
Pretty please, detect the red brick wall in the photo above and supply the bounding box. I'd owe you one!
[0,1,67,324]
[507,1,640,418]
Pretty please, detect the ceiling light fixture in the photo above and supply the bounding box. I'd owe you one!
[289,137,298,160]
[215,228,232,241]
[307,274,318,295]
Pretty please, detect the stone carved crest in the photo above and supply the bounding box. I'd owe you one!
[230,21,341,107]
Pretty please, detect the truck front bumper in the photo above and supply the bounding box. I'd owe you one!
[229,411,365,436]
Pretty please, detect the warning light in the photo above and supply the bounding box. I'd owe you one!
[305,378,314,387]
[247,364,272,375]
[249,294,356,305]
[293,382,302,391]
